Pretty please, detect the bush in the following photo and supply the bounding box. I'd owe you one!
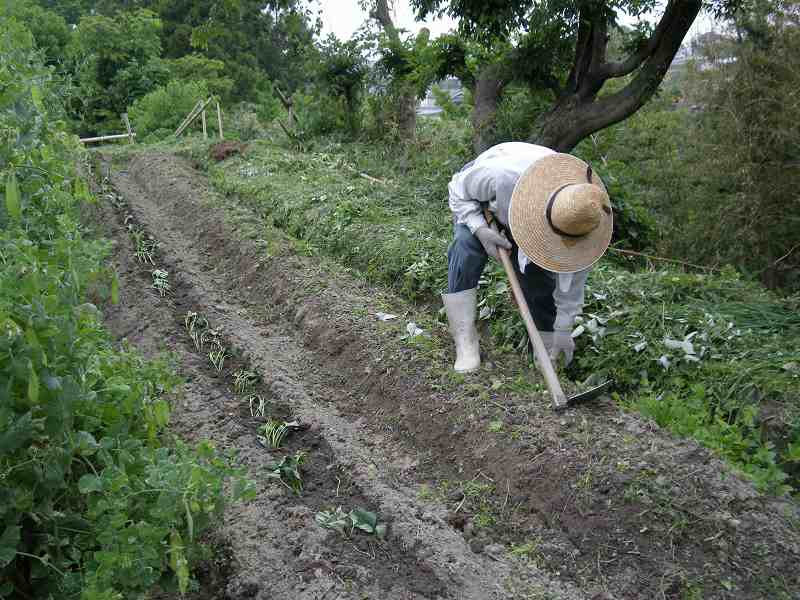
[228,103,265,141]
[128,79,209,140]
[0,17,252,598]
[675,12,800,292]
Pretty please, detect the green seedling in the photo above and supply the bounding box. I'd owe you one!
[315,506,387,539]
[208,345,228,373]
[200,328,221,350]
[259,419,301,449]
[233,368,258,395]
[133,231,157,264]
[266,451,305,495]
[247,393,266,418]
[151,269,170,297]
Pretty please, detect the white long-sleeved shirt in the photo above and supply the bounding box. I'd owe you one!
[448,142,590,330]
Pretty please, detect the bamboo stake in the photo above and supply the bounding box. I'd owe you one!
[80,133,138,144]
[201,109,207,140]
[175,97,213,137]
[121,113,134,144]
[175,99,202,135]
[216,102,223,140]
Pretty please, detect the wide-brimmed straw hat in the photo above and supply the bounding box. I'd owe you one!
[509,153,613,273]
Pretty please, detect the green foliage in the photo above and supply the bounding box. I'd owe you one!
[315,506,387,539]
[68,8,168,134]
[430,84,471,120]
[128,79,210,140]
[0,0,70,66]
[267,451,306,495]
[162,53,234,100]
[677,8,800,291]
[313,35,369,136]
[148,0,318,100]
[0,17,254,597]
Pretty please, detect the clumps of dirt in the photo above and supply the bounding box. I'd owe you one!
[210,141,247,162]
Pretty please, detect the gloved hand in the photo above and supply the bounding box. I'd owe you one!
[548,328,575,366]
[475,226,512,260]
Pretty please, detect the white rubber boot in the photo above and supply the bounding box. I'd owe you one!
[442,288,481,373]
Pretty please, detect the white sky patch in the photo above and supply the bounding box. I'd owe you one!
[312,0,457,40]
[311,0,719,43]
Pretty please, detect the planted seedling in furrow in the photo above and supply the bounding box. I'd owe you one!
[259,419,302,449]
[315,507,387,539]
[184,310,209,350]
[151,269,170,297]
[233,368,258,395]
[207,344,228,373]
[266,451,306,495]
[247,393,266,418]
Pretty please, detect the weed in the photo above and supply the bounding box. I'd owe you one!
[267,451,306,495]
[151,269,170,297]
[510,539,545,567]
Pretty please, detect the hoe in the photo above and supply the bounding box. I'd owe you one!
[485,211,613,411]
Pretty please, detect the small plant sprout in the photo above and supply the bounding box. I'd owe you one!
[151,269,170,297]
[184,311,209,350]
[132,231,157,264]
[200,328,221,349]
[233,368,258,395]
[315,507,387,539]
[266,451,306,495]
[247,394,266,418]
[207,344,228,373]
[259,419,301,449]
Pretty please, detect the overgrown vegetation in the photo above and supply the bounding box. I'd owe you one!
[0,17,253,597]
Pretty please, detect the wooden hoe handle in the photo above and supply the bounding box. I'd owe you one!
[483,210,568,410]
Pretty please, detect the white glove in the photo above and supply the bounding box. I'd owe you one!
[548,329,575,366]
[474,226,512,260]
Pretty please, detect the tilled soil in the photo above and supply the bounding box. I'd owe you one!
[88,151,800,600]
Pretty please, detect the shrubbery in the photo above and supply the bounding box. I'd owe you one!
[128,80,210,141]
[0,17,251,598]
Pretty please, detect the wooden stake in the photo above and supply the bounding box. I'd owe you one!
[216,102,223,140]
[121,113,134,144]
[201,109,207,140]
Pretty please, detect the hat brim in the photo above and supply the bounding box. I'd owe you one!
[509,153,613,273]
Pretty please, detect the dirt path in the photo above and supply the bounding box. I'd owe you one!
[90,152,799,600]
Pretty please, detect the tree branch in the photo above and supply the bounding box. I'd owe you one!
[598,0,688,79]
[589,1,702,128]
[370,0,398,42]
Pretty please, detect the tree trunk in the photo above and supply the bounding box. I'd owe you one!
[528,0,702,152]
[397,88,417,139]
[471,64,507,154]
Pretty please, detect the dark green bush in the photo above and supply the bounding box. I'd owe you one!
[0,17,252,598]
[128,79,210,140]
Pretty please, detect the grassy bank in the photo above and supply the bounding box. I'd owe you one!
[173,119,800,496]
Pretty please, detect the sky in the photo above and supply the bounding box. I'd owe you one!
[312,0,719,43]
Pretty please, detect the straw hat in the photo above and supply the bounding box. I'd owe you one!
[509,153,613,273]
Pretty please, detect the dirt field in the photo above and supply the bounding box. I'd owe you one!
[88,151,799,600]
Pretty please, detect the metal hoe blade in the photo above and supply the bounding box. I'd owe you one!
[555,379,615,411]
